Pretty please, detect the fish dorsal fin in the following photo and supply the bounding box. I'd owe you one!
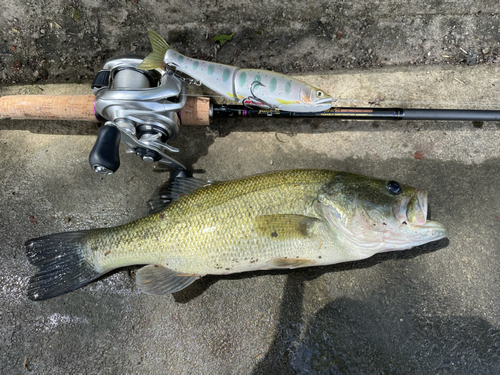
[135,265,199,295]
[137,29,171,70]
[267,258,315,269]
[254,214,320,239]
[147,170,209,214]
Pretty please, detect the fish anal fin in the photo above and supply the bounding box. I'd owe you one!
[254,214,319,239]
[267,258,315,269]
[136,265,199,295]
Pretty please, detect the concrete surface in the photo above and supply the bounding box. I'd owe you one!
[2,65,500,374]
[2,1,500,374]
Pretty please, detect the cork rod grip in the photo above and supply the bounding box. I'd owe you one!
[0,95,211,125]
[0,95,98,121]
[180,97,211,126]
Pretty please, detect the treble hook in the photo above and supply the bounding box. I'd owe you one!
[242,81,278,110]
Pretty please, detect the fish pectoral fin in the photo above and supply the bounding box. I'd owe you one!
[136,265,200,295]
[267,258,315,269]
[254,214,320,239]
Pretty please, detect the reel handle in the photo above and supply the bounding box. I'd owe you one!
[89,124,121,174]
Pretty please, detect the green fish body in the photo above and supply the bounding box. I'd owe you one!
[26,170,447,300]
[138,30,333,112]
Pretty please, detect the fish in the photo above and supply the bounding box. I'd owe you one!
[25,169,447,301]
[137,29,333,113]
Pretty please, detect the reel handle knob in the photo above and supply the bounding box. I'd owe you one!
[89,124,121,174]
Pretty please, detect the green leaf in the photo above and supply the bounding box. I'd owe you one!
[212,32,235,47]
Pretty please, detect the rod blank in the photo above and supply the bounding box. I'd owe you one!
[212,105,500,122]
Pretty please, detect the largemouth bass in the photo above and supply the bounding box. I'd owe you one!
[25,170,447,301]
[137,30,333,112]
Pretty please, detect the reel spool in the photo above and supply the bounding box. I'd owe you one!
[90,55,187,174]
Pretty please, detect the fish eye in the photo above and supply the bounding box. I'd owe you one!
[317,91,323,97]
[386,180,402,195]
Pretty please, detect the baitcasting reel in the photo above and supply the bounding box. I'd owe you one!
[90,55,187,174]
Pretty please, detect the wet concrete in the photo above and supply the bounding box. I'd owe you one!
[2,1,500,373]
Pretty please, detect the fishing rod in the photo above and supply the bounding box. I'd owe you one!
[1,54,500,175]
[210,104,500,122]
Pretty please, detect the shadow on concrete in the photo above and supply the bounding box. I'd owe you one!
[2,116,498,176]
[252,272,306,374]
[249,239,499,373]
[0,119,101,136]
[252,289,500,374]
[4,116,499,178]
[1,117,493,137]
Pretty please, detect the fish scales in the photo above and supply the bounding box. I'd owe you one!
[90,169,336,274]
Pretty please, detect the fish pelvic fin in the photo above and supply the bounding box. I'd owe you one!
[136,265,200,295]
[137,29,171,70]
[25,231,101,301]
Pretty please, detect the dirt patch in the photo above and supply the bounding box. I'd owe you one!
[1,0,499,85]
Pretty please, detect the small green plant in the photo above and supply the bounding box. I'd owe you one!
[212,33,235,47]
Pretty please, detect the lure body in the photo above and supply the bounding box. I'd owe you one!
[139,30,333,112]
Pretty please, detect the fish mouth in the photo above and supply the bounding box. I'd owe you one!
[394,189,427,225]
[410,189,428,225]
[393,188,447,240]
[405,218,448,248]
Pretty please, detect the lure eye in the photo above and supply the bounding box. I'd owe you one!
[317,91,324,97]
[386,181,402,195]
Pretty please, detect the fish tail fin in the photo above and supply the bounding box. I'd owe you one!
[25,231,102,301]
[137,29,171,70]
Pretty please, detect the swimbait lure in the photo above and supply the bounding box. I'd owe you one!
[138,30,333,112]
